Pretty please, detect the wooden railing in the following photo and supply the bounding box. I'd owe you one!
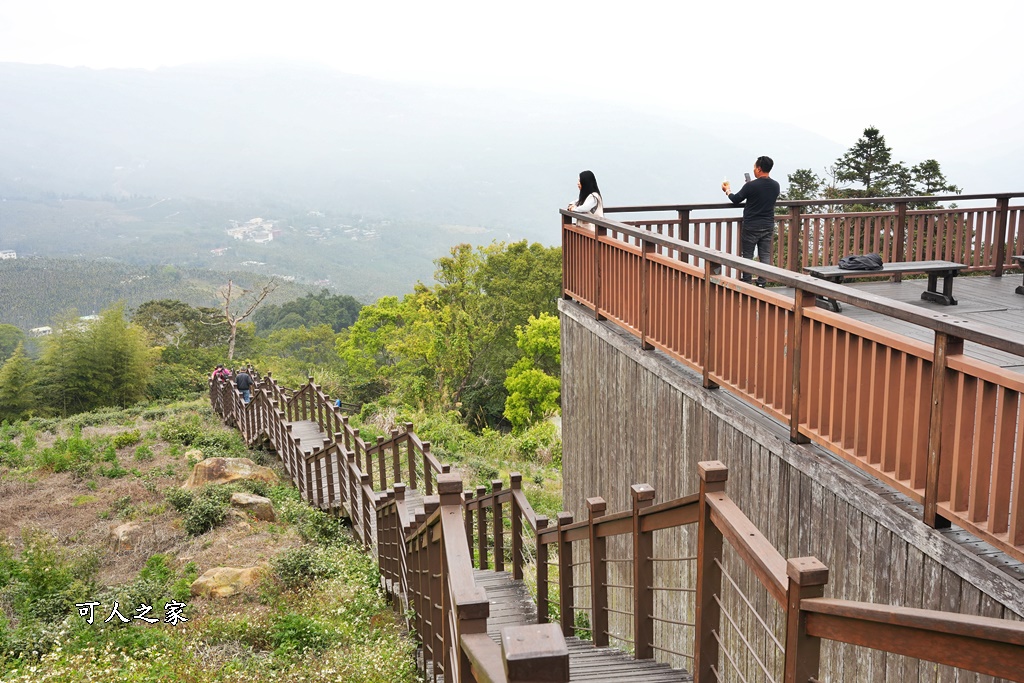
[607,192,1024,276]
[463,462,1024,682]
[209,374,568,682]
[210,377,1024,680]
[561,208,1024,565]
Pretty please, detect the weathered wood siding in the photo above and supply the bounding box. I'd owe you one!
[560,299,1023,682]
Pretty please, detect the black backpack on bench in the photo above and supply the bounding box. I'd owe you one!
[838,253,883,270]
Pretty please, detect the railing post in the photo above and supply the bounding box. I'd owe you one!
[893,200,908,282]
[594,223,606,321]
[477,485,489,570]
[536,516,550,623]
[405,423,417,489]
[924,332,962,529]
[702,258,720,390]
[587,497,608,647]
[787,205,802,272]
[677,209,691,263]
[993,196,1010,276]
[423,442,433,495]
[640,238,655,350]
[561,212,571,299]
[511,473,524,580]
[789,289,814,444]
[464,489,476,566]
[501,623,570,682]
[377,436,387,491]
[492,479,505,572]
[631,484,656,660]
[783,557,829,683]
[557,511,574,638]
[694,461,728,683]
[390,428,401,484]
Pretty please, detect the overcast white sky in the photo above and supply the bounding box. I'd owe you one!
[2,0,1022,156]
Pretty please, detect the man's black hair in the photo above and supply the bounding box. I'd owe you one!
[755,156,774,173]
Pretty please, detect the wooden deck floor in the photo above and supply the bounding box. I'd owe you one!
[789,271,1024,371]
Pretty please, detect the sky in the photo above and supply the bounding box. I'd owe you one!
[1,0,1022,162]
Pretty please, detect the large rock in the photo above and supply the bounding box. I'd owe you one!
[182,457,279,490]
[190,566,264,598]
[109,522,146,551]
[230,492,276,522]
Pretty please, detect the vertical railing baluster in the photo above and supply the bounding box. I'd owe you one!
[925,332,963,528]
[640,238,654,351]
[631,484,655,660]
[476,485,488,570]
[492,480,504,572]
[790,289,814,444]
[511,473,524,580]
[587,497,608,647]
[556,512,574,638]
[537,516,550,624]
[694,461,728,683]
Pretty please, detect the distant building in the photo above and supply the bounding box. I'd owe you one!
[0,250,16,260]
[30,326,52,336]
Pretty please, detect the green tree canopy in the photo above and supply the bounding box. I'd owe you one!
[0,324,25,364]
[35,304,152,416]
[0,343,35,422]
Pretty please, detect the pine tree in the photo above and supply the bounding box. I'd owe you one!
[834,126,896,197]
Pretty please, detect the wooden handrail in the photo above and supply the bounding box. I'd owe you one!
[802,598,1024,682]
[562,207,1024,563]
[211,377,1023,682]
[604,191,1024,214]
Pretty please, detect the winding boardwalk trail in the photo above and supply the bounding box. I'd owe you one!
[286,417,692,681]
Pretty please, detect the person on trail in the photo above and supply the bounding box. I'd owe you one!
[234,368,253,404]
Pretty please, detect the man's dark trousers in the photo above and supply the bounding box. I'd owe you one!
[740,225,774,286]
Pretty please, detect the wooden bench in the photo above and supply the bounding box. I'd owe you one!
[804,260,965,312]
[1014,255,1024,295]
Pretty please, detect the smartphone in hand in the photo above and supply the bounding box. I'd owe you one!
[744,173,752,183]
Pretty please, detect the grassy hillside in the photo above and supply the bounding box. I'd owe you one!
[0,400,417,682]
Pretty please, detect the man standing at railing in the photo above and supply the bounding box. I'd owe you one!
[722,156,780,287]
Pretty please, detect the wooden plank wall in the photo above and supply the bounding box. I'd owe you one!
[560,299,1023,683]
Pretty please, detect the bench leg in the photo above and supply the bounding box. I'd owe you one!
[815,296,842,313]
[920,271,957,305]
[1018,274,1024,295]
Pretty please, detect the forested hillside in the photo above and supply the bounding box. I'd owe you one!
[0,258,312,330]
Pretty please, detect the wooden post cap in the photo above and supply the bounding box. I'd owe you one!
[422,495,440,515]
[491,480,504,491]
[586,497,606,515]
[556,511,574,526]
[502,623,570,682]
[787,557,830,586]
[510,472,522,488]
[437,473,463,495]
[394,483,406,499]
[631,483,656,502]
[698,460,729,482]
[536,515,549,529]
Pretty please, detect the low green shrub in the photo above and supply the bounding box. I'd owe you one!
[270,612,336,654]
[272,545,339,590]
[111,429,142,449]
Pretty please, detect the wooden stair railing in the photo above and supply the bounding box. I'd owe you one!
[459,461,1024,682]
[211,377,1024,681]
[211,378,569,681]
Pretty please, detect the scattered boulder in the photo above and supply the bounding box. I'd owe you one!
[109,522,147,551]
[183,457,279,490]
[184,448,204,461]
[190,566,264,598]
[230,492,277,522]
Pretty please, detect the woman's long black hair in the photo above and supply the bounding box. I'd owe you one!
[577,170,601,206]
